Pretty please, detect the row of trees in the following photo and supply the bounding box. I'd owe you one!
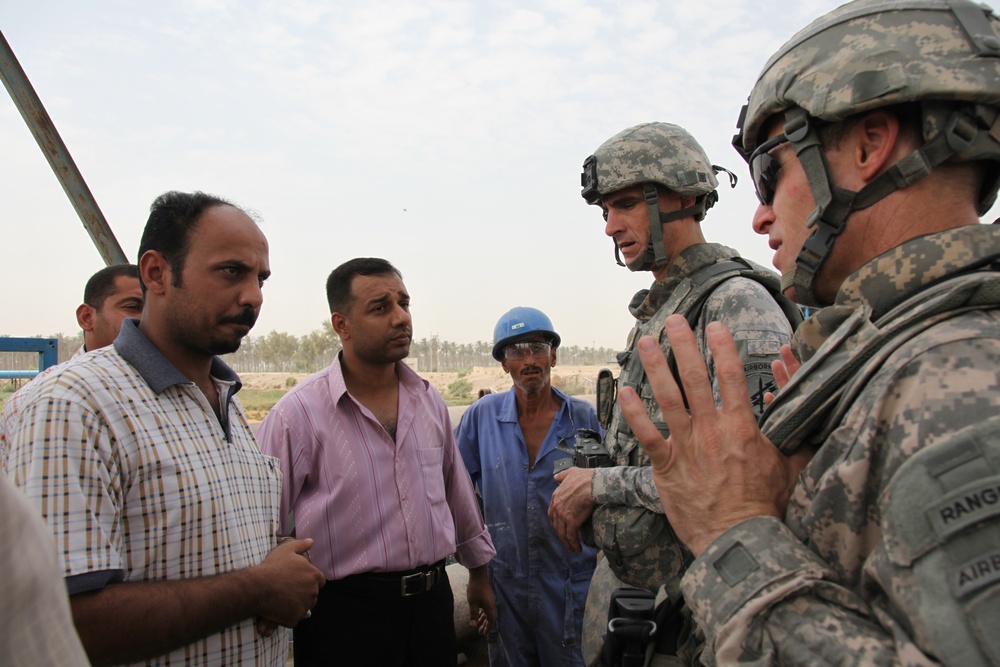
[1,325,621,376]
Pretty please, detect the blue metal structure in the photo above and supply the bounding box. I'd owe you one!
[0,337,59,379]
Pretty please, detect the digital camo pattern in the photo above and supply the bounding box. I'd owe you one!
[762,224,1000,453]
[581,557,629,665]
[680,225,1000,665]
[582,243,792,662]
[589,122,719,199]
[601,244,790,470]
[737,0,1000,168]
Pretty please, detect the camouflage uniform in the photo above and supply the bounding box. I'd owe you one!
[681,1,1000,660]
[680,224,1000,666]
[582,242,792,663]
[594,243,791,501]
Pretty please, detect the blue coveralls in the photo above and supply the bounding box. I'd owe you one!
[456,387,601,666]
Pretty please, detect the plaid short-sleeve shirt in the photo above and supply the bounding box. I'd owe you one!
[8,320,287,666]
[0,344,84,473]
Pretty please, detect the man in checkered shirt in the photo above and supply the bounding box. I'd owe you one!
[7,190,325,666]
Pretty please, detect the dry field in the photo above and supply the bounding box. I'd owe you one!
[239,365,605,422]
[241,364,606,396]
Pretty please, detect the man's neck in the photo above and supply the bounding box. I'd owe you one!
[339,352,401,438]
[339,352,398,398]
[650,220,706,282]
[515,385,558,416]
[137,317,214,386]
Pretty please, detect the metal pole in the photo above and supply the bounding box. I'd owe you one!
[0,28,127,266]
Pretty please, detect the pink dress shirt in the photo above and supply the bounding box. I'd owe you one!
[257,354,495,579]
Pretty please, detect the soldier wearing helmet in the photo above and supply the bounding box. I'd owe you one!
[549,122,798,662]
[456,307,601,666]
[621,1,1000,665]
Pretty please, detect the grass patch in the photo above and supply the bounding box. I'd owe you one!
[442,394,475,407]
[558,382,589,396]
[238,388,289,422]
[0,385,287,425]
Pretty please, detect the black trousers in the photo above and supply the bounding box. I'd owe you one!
[293,567,456,667]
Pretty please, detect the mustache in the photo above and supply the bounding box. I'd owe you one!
[218,309,258,328]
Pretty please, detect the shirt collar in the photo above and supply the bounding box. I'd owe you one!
[113,318,242,395]
[496,385,573,428]
[327,351,428,402]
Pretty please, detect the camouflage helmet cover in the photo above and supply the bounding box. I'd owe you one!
[583,122,720,203]
[735,0,1000,210]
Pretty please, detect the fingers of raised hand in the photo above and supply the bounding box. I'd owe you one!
[703,322,755,413]
[780,344,800,376]
[630,335,689,443]
[772,358,789,388]
[656,316,720,422]
[618,386,672,472]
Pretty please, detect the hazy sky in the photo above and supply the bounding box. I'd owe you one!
[5,0,994,350]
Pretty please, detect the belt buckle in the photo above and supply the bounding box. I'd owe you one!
[400,568,435,597]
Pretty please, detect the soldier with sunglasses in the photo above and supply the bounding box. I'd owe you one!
[620,1,1000,665]
[548,122,799,663]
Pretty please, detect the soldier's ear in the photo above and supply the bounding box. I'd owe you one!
[855,110,903,182]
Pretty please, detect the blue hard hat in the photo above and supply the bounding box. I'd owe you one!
[492,306,561,361]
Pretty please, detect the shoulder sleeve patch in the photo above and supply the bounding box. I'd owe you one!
[881,418,1000,665]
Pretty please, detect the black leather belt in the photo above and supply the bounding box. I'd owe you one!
[336,560,446,598]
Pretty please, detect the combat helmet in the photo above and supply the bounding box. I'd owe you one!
[733,0,1000,306]
[581,122,737,272]
[491,306,561,361]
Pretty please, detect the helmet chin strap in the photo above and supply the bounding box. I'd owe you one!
[613,239,627,268]
[782,106,976,306]
[628,183,710,273]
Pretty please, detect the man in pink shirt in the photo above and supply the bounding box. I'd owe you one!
[257,257,496,666]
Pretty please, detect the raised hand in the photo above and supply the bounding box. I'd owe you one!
[617,315,810,556]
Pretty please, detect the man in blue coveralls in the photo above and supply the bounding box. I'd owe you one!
[457,307,601,666]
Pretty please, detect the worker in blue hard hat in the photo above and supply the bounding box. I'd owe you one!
[457,306,602,666]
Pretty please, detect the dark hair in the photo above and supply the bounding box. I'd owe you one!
[326,258,402,314]
[83,264,140,309]
[137,191,234,291]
